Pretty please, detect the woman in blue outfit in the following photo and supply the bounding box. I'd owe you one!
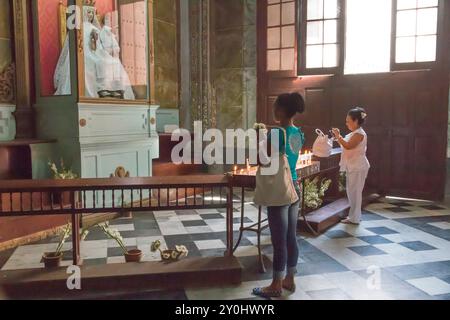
[253,93,305,298]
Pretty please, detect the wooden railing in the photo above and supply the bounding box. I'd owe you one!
[0,175,233,265]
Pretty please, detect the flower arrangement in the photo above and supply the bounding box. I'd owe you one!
[304,176,332,210]
[151,240,189,262]
[96,222,142,262]
[42,222,90,268]
[48,159,78,180]
[54,223,72,257]
[97,222,127,254]
[253,123,267,131]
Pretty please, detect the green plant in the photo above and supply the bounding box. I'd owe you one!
[304,177,332,210]
[54,223,71,256]
[48,159,78,180]
[52,222,90,256]
[97,222,127,254]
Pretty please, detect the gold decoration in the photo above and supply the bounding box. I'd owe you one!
[58,1,67,49]
[110,166,130,178]
[79,119,87,127]
[83,0,96,6]
[0,63,15,103]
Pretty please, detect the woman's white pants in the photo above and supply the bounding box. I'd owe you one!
[346,170,369,224]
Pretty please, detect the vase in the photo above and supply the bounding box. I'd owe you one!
[124,249,142,263]
[42,252,63,269]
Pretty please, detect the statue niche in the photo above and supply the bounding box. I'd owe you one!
[54,0,135,100]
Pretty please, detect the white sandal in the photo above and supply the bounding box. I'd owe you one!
[341,218,359,225]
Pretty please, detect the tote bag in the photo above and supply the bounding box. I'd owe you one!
[312,129,333,158]
[254,128,299,207]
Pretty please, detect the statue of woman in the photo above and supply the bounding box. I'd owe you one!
[54,4,135,100]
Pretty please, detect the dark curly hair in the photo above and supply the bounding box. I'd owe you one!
[274,92,305,118]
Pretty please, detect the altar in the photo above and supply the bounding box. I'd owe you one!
[31,0,159,195]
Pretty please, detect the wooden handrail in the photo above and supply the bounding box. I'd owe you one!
[0,174,235,265]
[0,175,229,191]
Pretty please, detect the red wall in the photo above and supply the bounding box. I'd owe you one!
[37,0,115,96]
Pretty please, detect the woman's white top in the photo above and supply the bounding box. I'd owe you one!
[339,127,370,173]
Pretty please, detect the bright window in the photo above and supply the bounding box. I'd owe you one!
[305,0,340,69]
[344,0,392,74]
[267,0,297,71]
[395,0,438,63]
[293,0,441,75]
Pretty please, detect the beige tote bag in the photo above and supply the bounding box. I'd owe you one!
[254,128,299,207]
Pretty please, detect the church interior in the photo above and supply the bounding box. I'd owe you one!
[0,0,450,301]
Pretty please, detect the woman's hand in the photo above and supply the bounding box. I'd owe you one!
[332,128,341,139]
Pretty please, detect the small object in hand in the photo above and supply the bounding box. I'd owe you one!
[331,128,341,139]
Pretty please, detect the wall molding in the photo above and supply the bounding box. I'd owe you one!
[13,0,34,138]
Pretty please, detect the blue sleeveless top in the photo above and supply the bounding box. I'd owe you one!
[268,126,305,181]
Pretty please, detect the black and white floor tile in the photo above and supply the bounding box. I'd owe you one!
[1,195,450,300]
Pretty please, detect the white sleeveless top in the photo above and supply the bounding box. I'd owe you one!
[339,127,370,173]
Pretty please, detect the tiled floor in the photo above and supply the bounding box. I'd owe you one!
[1,195,450,300]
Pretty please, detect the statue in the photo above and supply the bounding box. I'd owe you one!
[54,0,135,100]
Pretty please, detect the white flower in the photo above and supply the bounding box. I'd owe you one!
[171,251,179,260]
[81,229,89,241]
[176,245,189,258]
[253,123,267,130]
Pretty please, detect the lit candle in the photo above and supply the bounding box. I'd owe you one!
[234,166,237,174]
[246,159,251,173]
[240,169,244,174]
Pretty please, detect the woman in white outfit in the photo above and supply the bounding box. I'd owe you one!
[332,107,370,225]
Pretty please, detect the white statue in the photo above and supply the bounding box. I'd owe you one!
[54,3,135,100]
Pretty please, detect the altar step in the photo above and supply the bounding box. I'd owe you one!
[299,192,381,234]
[0,256,242,299]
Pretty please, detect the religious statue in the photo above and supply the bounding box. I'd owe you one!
[54,0,135,100]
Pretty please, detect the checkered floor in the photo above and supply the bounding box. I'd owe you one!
[1,194,450,300]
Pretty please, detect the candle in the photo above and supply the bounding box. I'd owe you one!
[246,159,251,173]
[234,166,237,174]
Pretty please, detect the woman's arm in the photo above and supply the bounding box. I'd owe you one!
[332,128,363,150]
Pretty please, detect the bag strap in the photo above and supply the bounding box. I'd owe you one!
[316,129,326,137]
[274,127,288,151]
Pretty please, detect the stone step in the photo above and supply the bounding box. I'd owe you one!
[299,192,381,234]
[0,256,242,299]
